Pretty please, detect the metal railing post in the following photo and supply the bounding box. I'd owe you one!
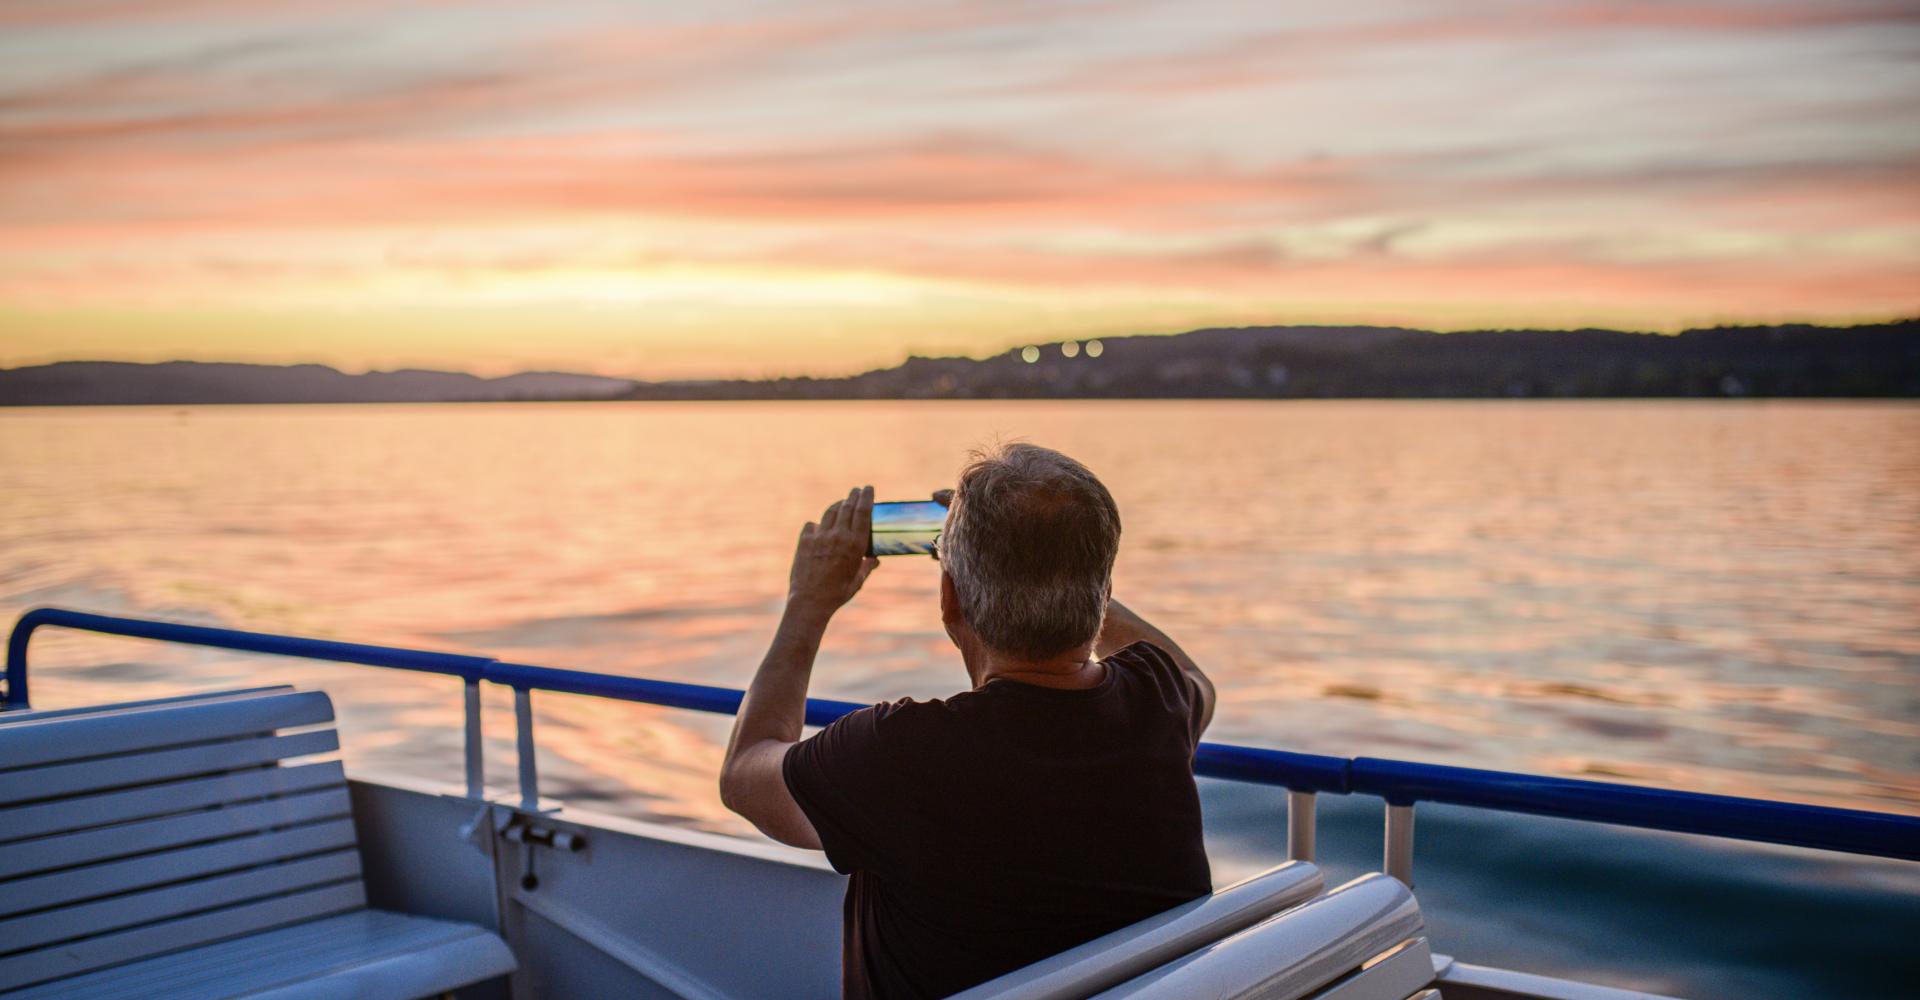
[514,687,539,811]
[1287,790,1317,862]
[1385,803,1415,886]
[463,679,485,799]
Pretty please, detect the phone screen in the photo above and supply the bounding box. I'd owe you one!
[870,500,947,556]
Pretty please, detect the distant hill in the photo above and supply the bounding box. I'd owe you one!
[3,320,1915,405]
[621,320,1920,400]
[0,362,637,406]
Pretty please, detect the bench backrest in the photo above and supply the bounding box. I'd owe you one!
[955,861,1325,1000]
[0,689,367,992]
[1090,873,1433,1000]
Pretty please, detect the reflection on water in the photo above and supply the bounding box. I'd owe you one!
[2,400,1917,996]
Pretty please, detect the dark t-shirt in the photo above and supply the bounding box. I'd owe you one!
[783,641,1212,1000]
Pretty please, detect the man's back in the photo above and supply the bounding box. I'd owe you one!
[784,641,1212,999]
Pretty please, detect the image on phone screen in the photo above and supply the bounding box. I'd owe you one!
[870,500,947,556]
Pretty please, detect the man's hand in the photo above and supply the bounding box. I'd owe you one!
[788,485,880,621]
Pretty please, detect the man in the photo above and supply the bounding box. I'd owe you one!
[719,444,1216,999]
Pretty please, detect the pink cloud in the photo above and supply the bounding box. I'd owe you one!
[0,0,458,28]
[0,129,1370,231]
[1009,2,1920,100]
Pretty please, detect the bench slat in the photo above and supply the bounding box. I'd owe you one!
[0,818,358,918]
[0,787,352,880]
[0,729,339,805]
[0,881,367,991]
[0,761,345,844]
[0,849,362,953]
[1091,875,1426,1000]
[0,688,294,727]
[953,862,1326,1000]
[5,910,515,1000]
[0,691,334,769]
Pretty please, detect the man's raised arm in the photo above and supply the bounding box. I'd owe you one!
[1097,598,1216,735]
[718,485,879,849]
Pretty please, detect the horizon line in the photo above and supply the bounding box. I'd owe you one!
[8,314,1916,383]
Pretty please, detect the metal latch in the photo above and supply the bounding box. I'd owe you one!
[503,818,586,891]
[504,820,587,852]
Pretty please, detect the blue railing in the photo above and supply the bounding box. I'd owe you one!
[6,606,1916,865]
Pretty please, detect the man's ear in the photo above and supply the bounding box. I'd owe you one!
[939,569,959,623]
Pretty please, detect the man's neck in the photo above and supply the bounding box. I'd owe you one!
[965,643,1105,691]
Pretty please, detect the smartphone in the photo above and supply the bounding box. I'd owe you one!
[870,500,948,557]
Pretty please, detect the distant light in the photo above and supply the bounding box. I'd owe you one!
[1085,339,1104,358]
[1021,345,1040,363]
[1061,341,1080,358]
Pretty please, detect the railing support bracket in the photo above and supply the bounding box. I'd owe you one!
[1385,803,1415,886]
[1287,790,1317,863]
[514,687,540,811]
[463,679,485,799]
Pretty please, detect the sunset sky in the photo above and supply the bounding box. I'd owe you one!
[2,0,1916,378]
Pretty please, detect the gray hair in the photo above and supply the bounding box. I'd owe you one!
[941,443,1120,660]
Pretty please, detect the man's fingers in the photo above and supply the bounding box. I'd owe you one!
[813,487,871,555]
[841,486,860,531]
[852,485,874,531]
[852,556,879,589]
[825,487,858,535]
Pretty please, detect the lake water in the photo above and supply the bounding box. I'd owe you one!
[3,400,1917,997]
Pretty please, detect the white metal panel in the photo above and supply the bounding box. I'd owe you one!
[0,881,367,991]
[1092,875,1425,1000]
[0,760,345,842]
[0,849,363,952]
[515,886,730,1000]
[2,909,515,1000]
[0,729,339,803]
[0,690,334,769]
[0,787,352,879]
[481,795,843,1000]
[0,818,359,917]
[956,862,1326,1000]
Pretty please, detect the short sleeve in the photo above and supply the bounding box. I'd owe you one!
[1114,641,1206,747]
[782,703,907,876]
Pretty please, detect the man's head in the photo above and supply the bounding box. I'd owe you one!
[939,443,1120,662]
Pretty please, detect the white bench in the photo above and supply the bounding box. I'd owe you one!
[1093,873,1434,1000]
[0,687,515,998]
[956,860,1326,1000]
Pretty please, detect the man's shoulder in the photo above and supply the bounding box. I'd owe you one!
[830,693,968,747]
[1103,640,1205,744]
[1103,639,1179,675]
[787,696,956,791]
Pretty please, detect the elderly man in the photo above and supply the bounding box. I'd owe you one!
[719,443,1216,999]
